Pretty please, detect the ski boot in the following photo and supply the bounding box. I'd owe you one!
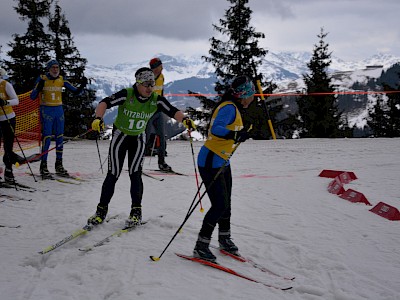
[87,204,108,226]
[55,159,69,176]
[158,161,172,172]
[193,235,216,262]
[125,206,142,228]
[4,168,15,183]
[40,161,53,179]
[218,231,239,255]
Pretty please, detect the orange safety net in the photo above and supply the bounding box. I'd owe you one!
[0,91,41,155]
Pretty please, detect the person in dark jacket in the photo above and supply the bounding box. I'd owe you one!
[0,67,19,182]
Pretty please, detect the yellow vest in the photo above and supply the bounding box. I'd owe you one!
[204,101,243,160]
[153,73,164,96]
[40,75,64,106]
[0,80,13,116]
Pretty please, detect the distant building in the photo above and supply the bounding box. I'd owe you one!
[365,65,383,70]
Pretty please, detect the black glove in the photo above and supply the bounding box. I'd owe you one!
[36,79,45,91]
[0,99,8,106]
[75,77,88,95]
[81,76,88,87]
[226,129,250,143]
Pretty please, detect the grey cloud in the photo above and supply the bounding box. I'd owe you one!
[59,0,299,39]
[60,0,227,39]
[1,0,400,65]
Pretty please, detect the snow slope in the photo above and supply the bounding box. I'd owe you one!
[1,138,400,300]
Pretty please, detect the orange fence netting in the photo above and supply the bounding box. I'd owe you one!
[0,91,41,156]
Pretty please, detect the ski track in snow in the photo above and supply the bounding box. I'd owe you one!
[1,138,400,300]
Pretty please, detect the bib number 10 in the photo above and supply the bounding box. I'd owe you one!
[128,119,146,130]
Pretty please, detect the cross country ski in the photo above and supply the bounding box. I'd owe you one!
[175,253,293,291]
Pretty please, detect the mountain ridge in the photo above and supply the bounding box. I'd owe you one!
[85,51,400,127]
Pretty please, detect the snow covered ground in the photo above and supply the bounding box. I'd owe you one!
[1,138,400,300]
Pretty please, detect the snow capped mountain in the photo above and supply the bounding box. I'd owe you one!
[85,51,400,127]
[86,51,399,96]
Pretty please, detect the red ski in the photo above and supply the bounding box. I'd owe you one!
[219,249,295,281]
[175,253,292,291]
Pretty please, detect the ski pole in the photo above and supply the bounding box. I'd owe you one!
[187,129,203,213]
[148,135,157,166]
[150,187,208,261]
[99,156,107,171]
[0,105,37,183]
[95,134,103,174]
[184,125,252,218]
[150,141,243,262]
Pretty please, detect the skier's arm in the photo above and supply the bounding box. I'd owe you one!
[210,105,236,138]
[64,77,88,95]
[30,76,45,100]
[2,82,19,106]
[91,89,127,132]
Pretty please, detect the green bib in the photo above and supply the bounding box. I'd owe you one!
[114,88,158,135]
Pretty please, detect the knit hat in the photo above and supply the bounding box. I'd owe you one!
[149,58,162,69]
[232,76,255,99]
[135,67,155,84]
[46,59,59,70]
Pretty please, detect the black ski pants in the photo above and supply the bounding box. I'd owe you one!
[198,164,233,239]
[99,129,146,209]
[0,117,16,169]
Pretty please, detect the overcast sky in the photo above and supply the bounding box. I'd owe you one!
[1,0,399,66]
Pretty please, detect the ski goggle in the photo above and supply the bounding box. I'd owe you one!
[232,79,255,99]
[138,81,155,88]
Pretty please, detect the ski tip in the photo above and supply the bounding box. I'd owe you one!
[150,256,160,261]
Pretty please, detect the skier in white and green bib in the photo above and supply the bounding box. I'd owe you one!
[88,67,195,228]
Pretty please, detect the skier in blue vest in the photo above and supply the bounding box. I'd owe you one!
[30,59,87,178]
[193,75,255,262]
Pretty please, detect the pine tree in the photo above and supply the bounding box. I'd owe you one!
[296,28,343,138]
[48,1,94,136]
[4,0,95,137]
[385,88,400,137]
[367,63,400,137]
[204,0,267,93]
[4,0,52,93]
[185,91,216,138]
[188,0,280,138]
[380,64,400,137]
[367,94,389,137]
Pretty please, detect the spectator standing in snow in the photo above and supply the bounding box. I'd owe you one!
[30,59,87,178]
[88,67,195,228]
[0,67,19,183]
[193,75,255,262]
[145,57,172,171]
